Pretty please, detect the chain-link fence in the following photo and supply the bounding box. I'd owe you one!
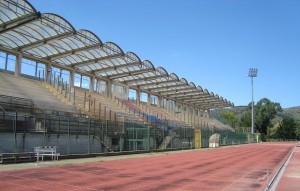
[199,128,251,148]
[0,112,256,155]
[0,112,196,154]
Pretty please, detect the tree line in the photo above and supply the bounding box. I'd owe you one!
[216,98,300,141]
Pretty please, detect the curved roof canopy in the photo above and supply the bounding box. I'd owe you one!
[0,0,234,109]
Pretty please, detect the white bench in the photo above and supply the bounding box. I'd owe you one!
[34,146,60,162]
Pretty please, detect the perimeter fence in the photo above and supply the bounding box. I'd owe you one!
[0,111,254,155]
[200,128,251,148]
[0,112,194,154]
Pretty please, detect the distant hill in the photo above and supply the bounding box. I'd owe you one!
[275,106,300,123]
[212,106,300,126]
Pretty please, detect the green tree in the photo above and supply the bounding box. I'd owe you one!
[240,110,251,129]
[295,123,300,140]
[254,98,282,135]
[277,117,297,139]
[221,111,238,128]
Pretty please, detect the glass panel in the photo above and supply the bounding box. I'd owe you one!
[96,80,106,95]
[6,54,16,72]
[151,95,158,105]
[0,52,6,70]
[93,49,108,57]
[140,92,148,103]
[21,58,36,76]
[51,67,61,78]
[37,63,46,79]
[55,57,72,65]
[129,89,136,101]
[2,33,24,48]
[81,76,90,89]
[61,70,70,84]
[74,73,81,87]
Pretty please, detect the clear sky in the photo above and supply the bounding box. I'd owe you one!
[30,0,300,108]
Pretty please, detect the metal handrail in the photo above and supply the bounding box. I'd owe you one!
[0,105,7,113]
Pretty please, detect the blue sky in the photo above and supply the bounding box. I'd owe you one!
[30,0,300,108]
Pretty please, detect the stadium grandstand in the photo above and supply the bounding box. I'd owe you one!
[0,0,255,160]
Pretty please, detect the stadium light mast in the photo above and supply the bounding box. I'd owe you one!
[248,68,258,136]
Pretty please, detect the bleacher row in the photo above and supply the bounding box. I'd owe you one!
[0,72,231,130]
[0,72,237,162]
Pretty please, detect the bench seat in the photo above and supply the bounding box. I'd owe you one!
[0,152,36,164]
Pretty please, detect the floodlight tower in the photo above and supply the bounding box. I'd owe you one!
[248,68,258,135]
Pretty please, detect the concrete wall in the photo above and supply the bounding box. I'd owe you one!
[0,133,103,155]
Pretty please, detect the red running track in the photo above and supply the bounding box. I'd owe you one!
[0,143,294,191]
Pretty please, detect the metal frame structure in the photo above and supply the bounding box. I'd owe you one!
[0,0,233,111]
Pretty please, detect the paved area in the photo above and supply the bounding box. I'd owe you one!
[275,145,300,191]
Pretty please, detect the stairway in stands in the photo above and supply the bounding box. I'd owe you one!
[74,88,144,122]
[159,131,179,149]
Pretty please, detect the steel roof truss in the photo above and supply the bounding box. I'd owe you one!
[70,52,123,68]
[93,61,140,74]
[48,43,101,60]
[0,12,39,34]
[120,74,167,84]
[147,83,186,92]
[132,79,178,89]
[19,31,74,51]
[162,89,200,97]
[108,67,154,80]
[154,86,195,94]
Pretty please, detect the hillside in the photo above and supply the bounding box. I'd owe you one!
[275,106,300,123]
[212,106,300,126]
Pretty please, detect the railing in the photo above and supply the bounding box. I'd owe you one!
[47,72,75,104]
[0,94,34,113]
[0,105,7,113]
[115,97,190,128]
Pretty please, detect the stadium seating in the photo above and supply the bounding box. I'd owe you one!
[74,88,143,122]
[0,73,77,114]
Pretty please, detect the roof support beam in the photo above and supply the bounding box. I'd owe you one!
[120,74,167,84]
[47,43,101,60]
[147,83,187,92]
[162,89,200,97]
[182,94,213,100]
[93,61,141,74]
[70,52,123,68]
[0,8,40,33]
[189,99,219,104]
[193,103,226,108]
[19,31,75,51]
[108,68,155,80]
[192,99,232,106]
[154,86,197,95]
[167,94,211,101]
[131,79,179,88]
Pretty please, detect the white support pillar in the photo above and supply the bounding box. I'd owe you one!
[45,63,52,82]
[188,106,191,124]
[136,89,140,105]
[14,53,22,77]
[182,103,185,122]
[157,96,161,108]
[106,80,112,98]
[89,76,95,92]
[69,70,75,88]
[147,93,151,106]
